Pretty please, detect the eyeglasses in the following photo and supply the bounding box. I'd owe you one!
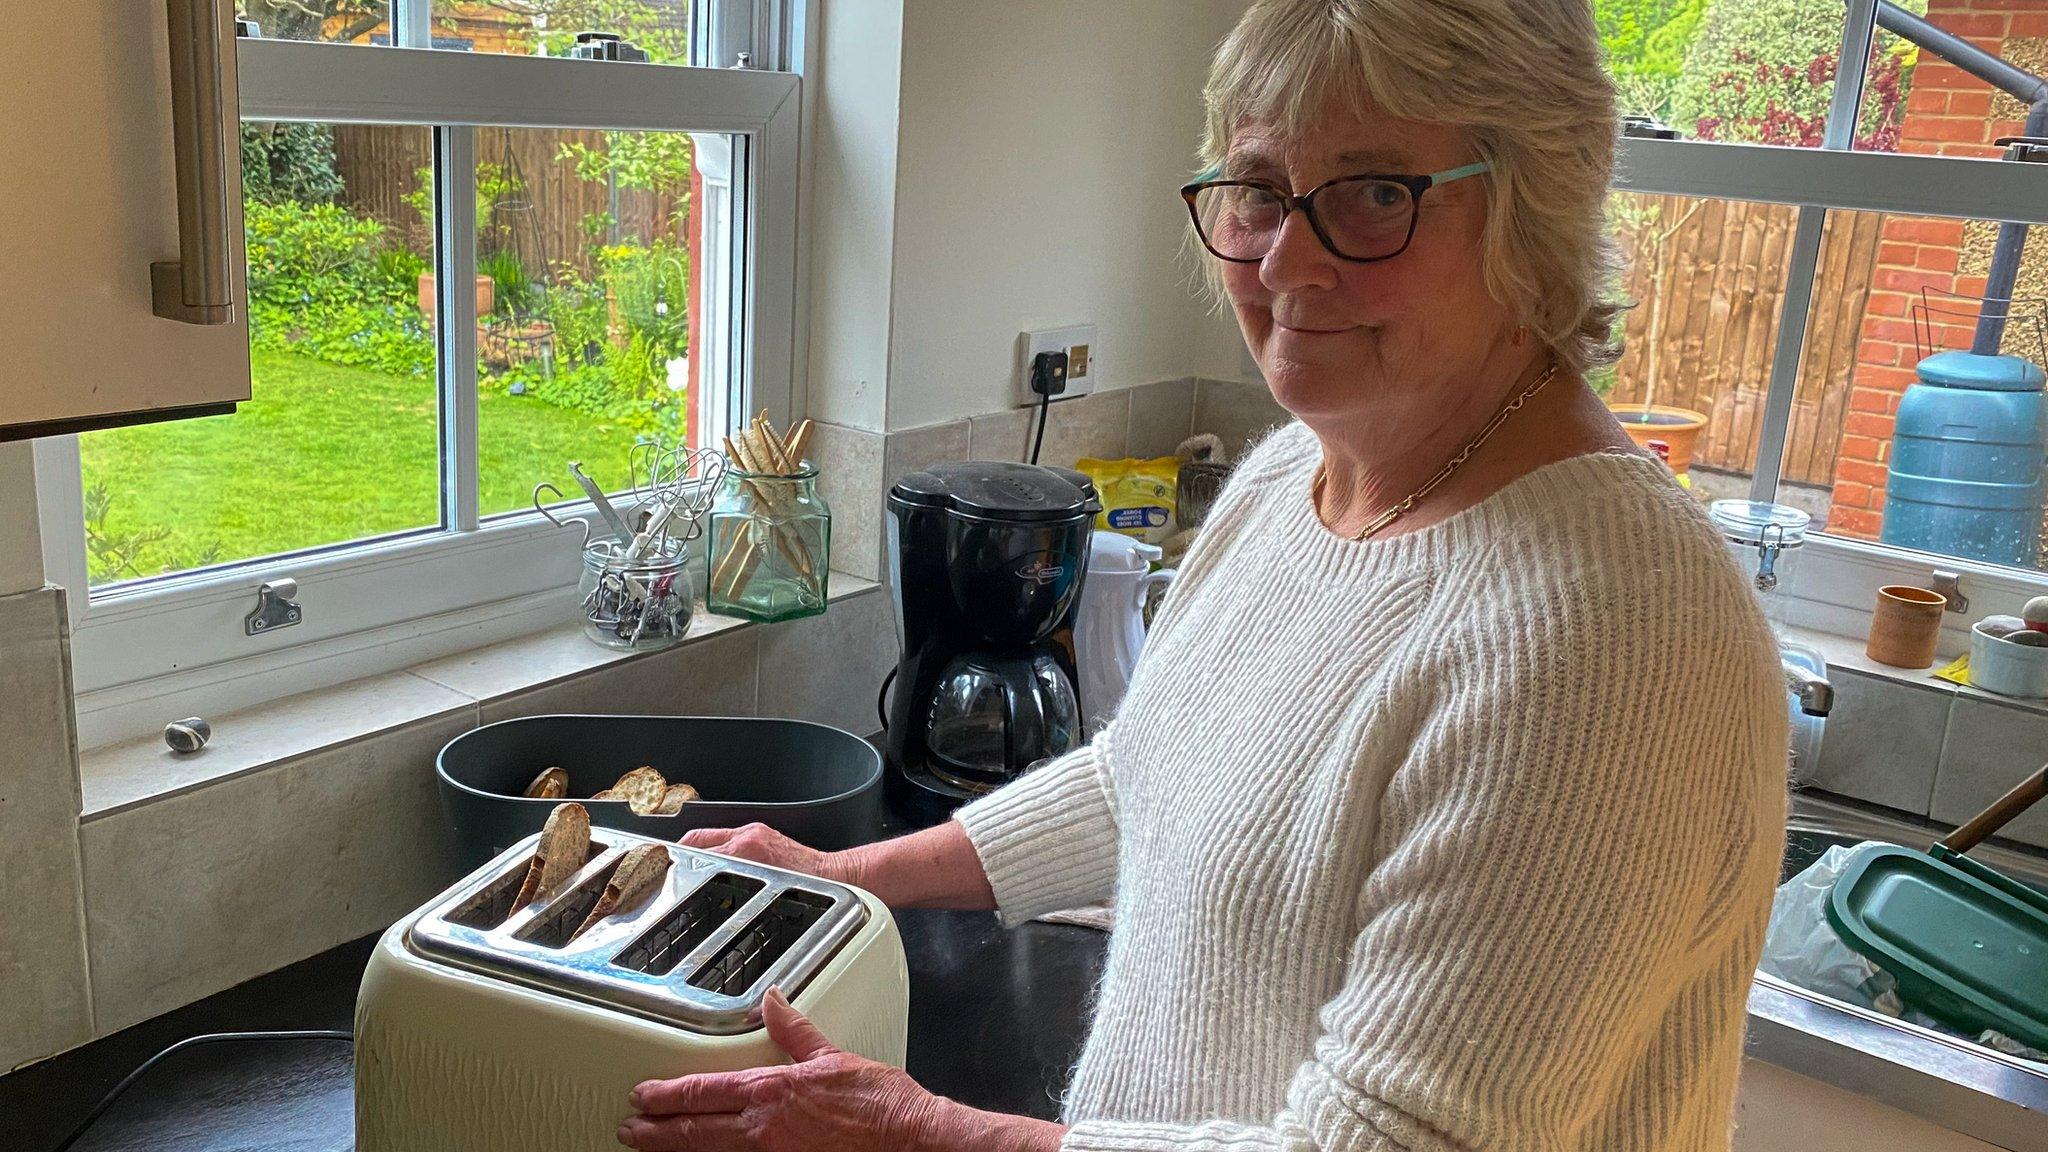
[1181,161,1490,264]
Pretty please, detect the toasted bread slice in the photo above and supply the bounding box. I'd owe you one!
[612,766,671,816]
[653,782,698,816]
[513,802,591,910]
[523,767,569,799]
[569,844,673,941]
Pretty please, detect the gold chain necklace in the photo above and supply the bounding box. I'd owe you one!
[1312,359,1560,541]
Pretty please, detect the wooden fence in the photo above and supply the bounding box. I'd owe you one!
[1606,196,1884,487]
[329,124,690,278]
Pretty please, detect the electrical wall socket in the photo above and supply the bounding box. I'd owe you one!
[1017,325,1099,407]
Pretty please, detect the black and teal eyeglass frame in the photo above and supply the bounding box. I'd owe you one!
[1180,160,1491,264]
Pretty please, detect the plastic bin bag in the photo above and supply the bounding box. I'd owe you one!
[1761,841,2048,1065]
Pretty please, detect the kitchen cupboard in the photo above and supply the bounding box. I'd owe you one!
[0,0,249,440]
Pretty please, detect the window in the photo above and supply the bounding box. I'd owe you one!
[1602,0,2048,633]
[36,0,801,747]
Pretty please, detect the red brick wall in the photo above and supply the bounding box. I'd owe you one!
[1827,0,2044,538]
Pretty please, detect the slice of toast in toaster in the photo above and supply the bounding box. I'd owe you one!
[568,844,673,941]
[514,802,591,911]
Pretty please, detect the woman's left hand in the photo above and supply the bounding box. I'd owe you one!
[617,987,949,1152]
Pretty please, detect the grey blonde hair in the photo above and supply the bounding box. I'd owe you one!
[1201,0,1623,373]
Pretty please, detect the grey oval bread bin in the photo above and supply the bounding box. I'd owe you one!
[436,714,884,868]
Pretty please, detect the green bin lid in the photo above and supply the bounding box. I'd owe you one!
[1916,351,2046,393]
[1826,844,2048,1051]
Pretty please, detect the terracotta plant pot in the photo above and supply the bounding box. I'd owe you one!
[1609,403,1710,474]
[417,273,495,323]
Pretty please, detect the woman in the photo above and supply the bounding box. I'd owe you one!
[619,0,1786,1148]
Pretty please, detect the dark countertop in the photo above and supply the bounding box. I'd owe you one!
[0,902,1107,1152]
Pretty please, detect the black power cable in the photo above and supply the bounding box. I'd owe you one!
[46,1030,354,1152]
[1026,350,1068,466]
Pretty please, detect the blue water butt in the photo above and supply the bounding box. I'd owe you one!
[1880,350,2046,568]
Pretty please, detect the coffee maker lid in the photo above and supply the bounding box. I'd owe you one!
[891,461,1101,523]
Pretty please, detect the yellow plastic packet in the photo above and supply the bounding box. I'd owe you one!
[1933,653,1972,687]
[1076,456,1179,544]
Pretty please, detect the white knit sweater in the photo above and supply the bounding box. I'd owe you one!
[956,422,1788,1152]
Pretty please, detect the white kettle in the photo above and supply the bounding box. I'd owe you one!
[1076,531,1176,735]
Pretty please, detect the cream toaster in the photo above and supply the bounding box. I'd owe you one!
[355,825,908,1152]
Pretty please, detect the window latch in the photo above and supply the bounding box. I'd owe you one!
[1621,116,1679,141]
[246,578,303,636]
[1994,136,2048,164]
[569,31,649,63]
[1929,569,1969,615]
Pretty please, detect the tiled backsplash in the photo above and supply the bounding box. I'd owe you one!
[812,376,1288,580]
[1807,666,2048,851]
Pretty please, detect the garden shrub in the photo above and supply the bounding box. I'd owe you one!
[1596,0,1706,119]
[244,199,434,378]
[242,121,344,206]
[1672,0,1918,149]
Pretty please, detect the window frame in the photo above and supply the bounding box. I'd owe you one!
[39,4,806,749]
[1610,0,2048,638]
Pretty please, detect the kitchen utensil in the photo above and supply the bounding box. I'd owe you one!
[708,414,829,622]
[354,826,907,1152]
[578,537,694,651]
[570,461,633,543]
[437,714,885,866]
[1075,531,1176,735]
[1866,584,1947,668]
[1826,763,2048,1051]
[1973,619,2048,699]
[882,462,1100,826]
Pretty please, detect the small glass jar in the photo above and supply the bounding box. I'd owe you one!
[1708,499,1810,631]
[705,466,830,623]
[579,537,695,651]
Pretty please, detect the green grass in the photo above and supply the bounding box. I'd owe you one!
[80,349,660,582]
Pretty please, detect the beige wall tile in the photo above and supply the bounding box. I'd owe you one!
[80,710,477,1035]
[1126,378,1197,460]
[1930,696,2048,850]
[970,388,1131,468]
[807,422,887,581]
[755,587,898,737]
[0,588,92,1071]
[1194,377,1290,461]
[477,626,758,724]
[883,420,971,487]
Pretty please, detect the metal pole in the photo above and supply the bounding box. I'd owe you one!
[1748,0,1878,502]
[1972,102,2048,355]
[1876,1,2048,104]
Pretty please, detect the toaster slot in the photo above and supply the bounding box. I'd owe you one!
[515,850,637,949]
[613,874,765,976]
[688,889,832,997]
[447,841,607,931]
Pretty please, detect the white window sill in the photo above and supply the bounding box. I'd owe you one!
[1781,622,2048,718]
[79,574,880,821]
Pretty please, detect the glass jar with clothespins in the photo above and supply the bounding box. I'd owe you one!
[707,413,830,623]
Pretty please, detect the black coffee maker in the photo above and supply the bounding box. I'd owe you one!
[882,462,1101,825]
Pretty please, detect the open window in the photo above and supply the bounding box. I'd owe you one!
[35,0,802,747]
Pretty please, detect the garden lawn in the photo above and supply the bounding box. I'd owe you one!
[81,348,649,581]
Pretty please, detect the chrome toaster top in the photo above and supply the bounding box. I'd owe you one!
[406,826,870,1035]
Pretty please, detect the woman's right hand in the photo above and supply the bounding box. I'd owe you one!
[679,823,848,883]
[682,821,996,912]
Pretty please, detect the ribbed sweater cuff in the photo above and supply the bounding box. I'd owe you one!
[954,748,1118,926]
[1062,1120,1280,1152]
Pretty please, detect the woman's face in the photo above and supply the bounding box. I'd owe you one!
[1220,101,1512,424]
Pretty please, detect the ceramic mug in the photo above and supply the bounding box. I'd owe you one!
[1866,585,1947,669]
